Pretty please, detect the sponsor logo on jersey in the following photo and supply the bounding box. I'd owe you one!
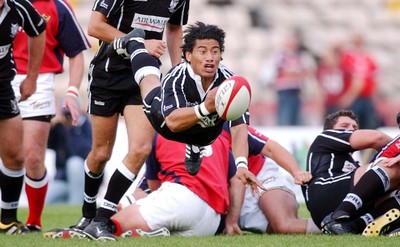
[163,104,173,112]
[132,14,169,33]
[10,23,19,38]
[0,44,11,59]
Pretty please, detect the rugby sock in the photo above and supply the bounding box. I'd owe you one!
[95,166,136,221]
[127,41,160,85]
[25,171,48,227]
[333,166,390,219]
[82,162,104,219]
[0,167,24,224]
[109,218,121,236]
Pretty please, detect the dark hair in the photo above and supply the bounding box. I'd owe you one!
[397,112,400,129]
[181,21,225,61]
[323,110,359,130]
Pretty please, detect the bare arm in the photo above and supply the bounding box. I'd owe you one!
[223,176,245,235]
[63,52,85,126]
[87,11,123,43]
[165,23,183,67]
[231,124,266,193]
[349,129,392,151]
[262,139,312,185]
[165,87,218,132]
[20,30,46,101]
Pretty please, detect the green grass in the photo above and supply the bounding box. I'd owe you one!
[1,204,399,247]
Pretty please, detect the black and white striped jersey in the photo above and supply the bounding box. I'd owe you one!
[149,62,250,146]
[90,0,189,72]
[306,129,360,185]
[0,0,46,82]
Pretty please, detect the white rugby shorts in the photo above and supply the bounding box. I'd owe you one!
[239,159,297,233]
[11,73,56,118]
[136,182,221,236]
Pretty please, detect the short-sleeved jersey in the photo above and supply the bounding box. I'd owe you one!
[306,129,360,185]
[0,0,46,81]
[220,122,267,175]
[13,0,90,74]
[90,0,189,72]
[150,62,250,146]
[145,133,236,215]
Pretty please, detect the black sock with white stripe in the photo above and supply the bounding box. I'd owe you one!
[333,166,390,219]
[351,196,400,233]
[82,162,104,219]
[127,41,160,85]
[94,166,136,222]
[0,168,24,224]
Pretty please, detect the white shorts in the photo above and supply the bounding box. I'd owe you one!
[11,73,56,118]
[136,182,221,236]
[239,159,297,233]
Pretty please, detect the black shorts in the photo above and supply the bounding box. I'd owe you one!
[0,82,20,119]
[302,173,356,227]
[88,65,142,116]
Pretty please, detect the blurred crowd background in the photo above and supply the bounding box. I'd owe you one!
[60,0,400,128]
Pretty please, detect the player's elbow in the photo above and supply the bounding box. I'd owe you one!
[165,118,182,133]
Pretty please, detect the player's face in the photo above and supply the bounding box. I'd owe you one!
[186,39,222,81]
[334,116,359,131]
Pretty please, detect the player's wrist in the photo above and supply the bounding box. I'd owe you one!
[235,156,248,169]
[66,86,79,99]
[194,102,210,119]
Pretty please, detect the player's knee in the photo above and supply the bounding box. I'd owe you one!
[128,145,152,161]
[92,149,112,164]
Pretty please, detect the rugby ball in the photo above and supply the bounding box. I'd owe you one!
[215,75,252,121]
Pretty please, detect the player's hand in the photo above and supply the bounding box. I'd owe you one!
[19,77,37,102]
[144,40,167,58]
[62,95,80,126]
[380,157,400,168]
[293,171,312,185]
[235,167,266,196]
[223,223,242,235]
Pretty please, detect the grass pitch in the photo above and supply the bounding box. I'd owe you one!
[1,204,398,247]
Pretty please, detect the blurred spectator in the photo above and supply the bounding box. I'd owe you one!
[259,31,317,126]
[46,104,92,205]
[316,42,345,115]
[338,32,379,129]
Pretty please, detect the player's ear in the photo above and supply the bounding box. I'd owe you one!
[185,51,191,63]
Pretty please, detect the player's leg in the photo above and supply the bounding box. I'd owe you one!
[0,115,28,234]
[80,114,118,221]
[22,119,51,231]
[92,105,153,222]
[332,161,399,220]
[260,188,314,234]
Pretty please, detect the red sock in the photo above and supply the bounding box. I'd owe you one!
[25,174,48,227]
[110,218,122,236]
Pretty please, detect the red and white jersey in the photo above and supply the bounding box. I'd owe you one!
[145,134,236,215]
[373,134,400,160]
[13,0,90,74]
